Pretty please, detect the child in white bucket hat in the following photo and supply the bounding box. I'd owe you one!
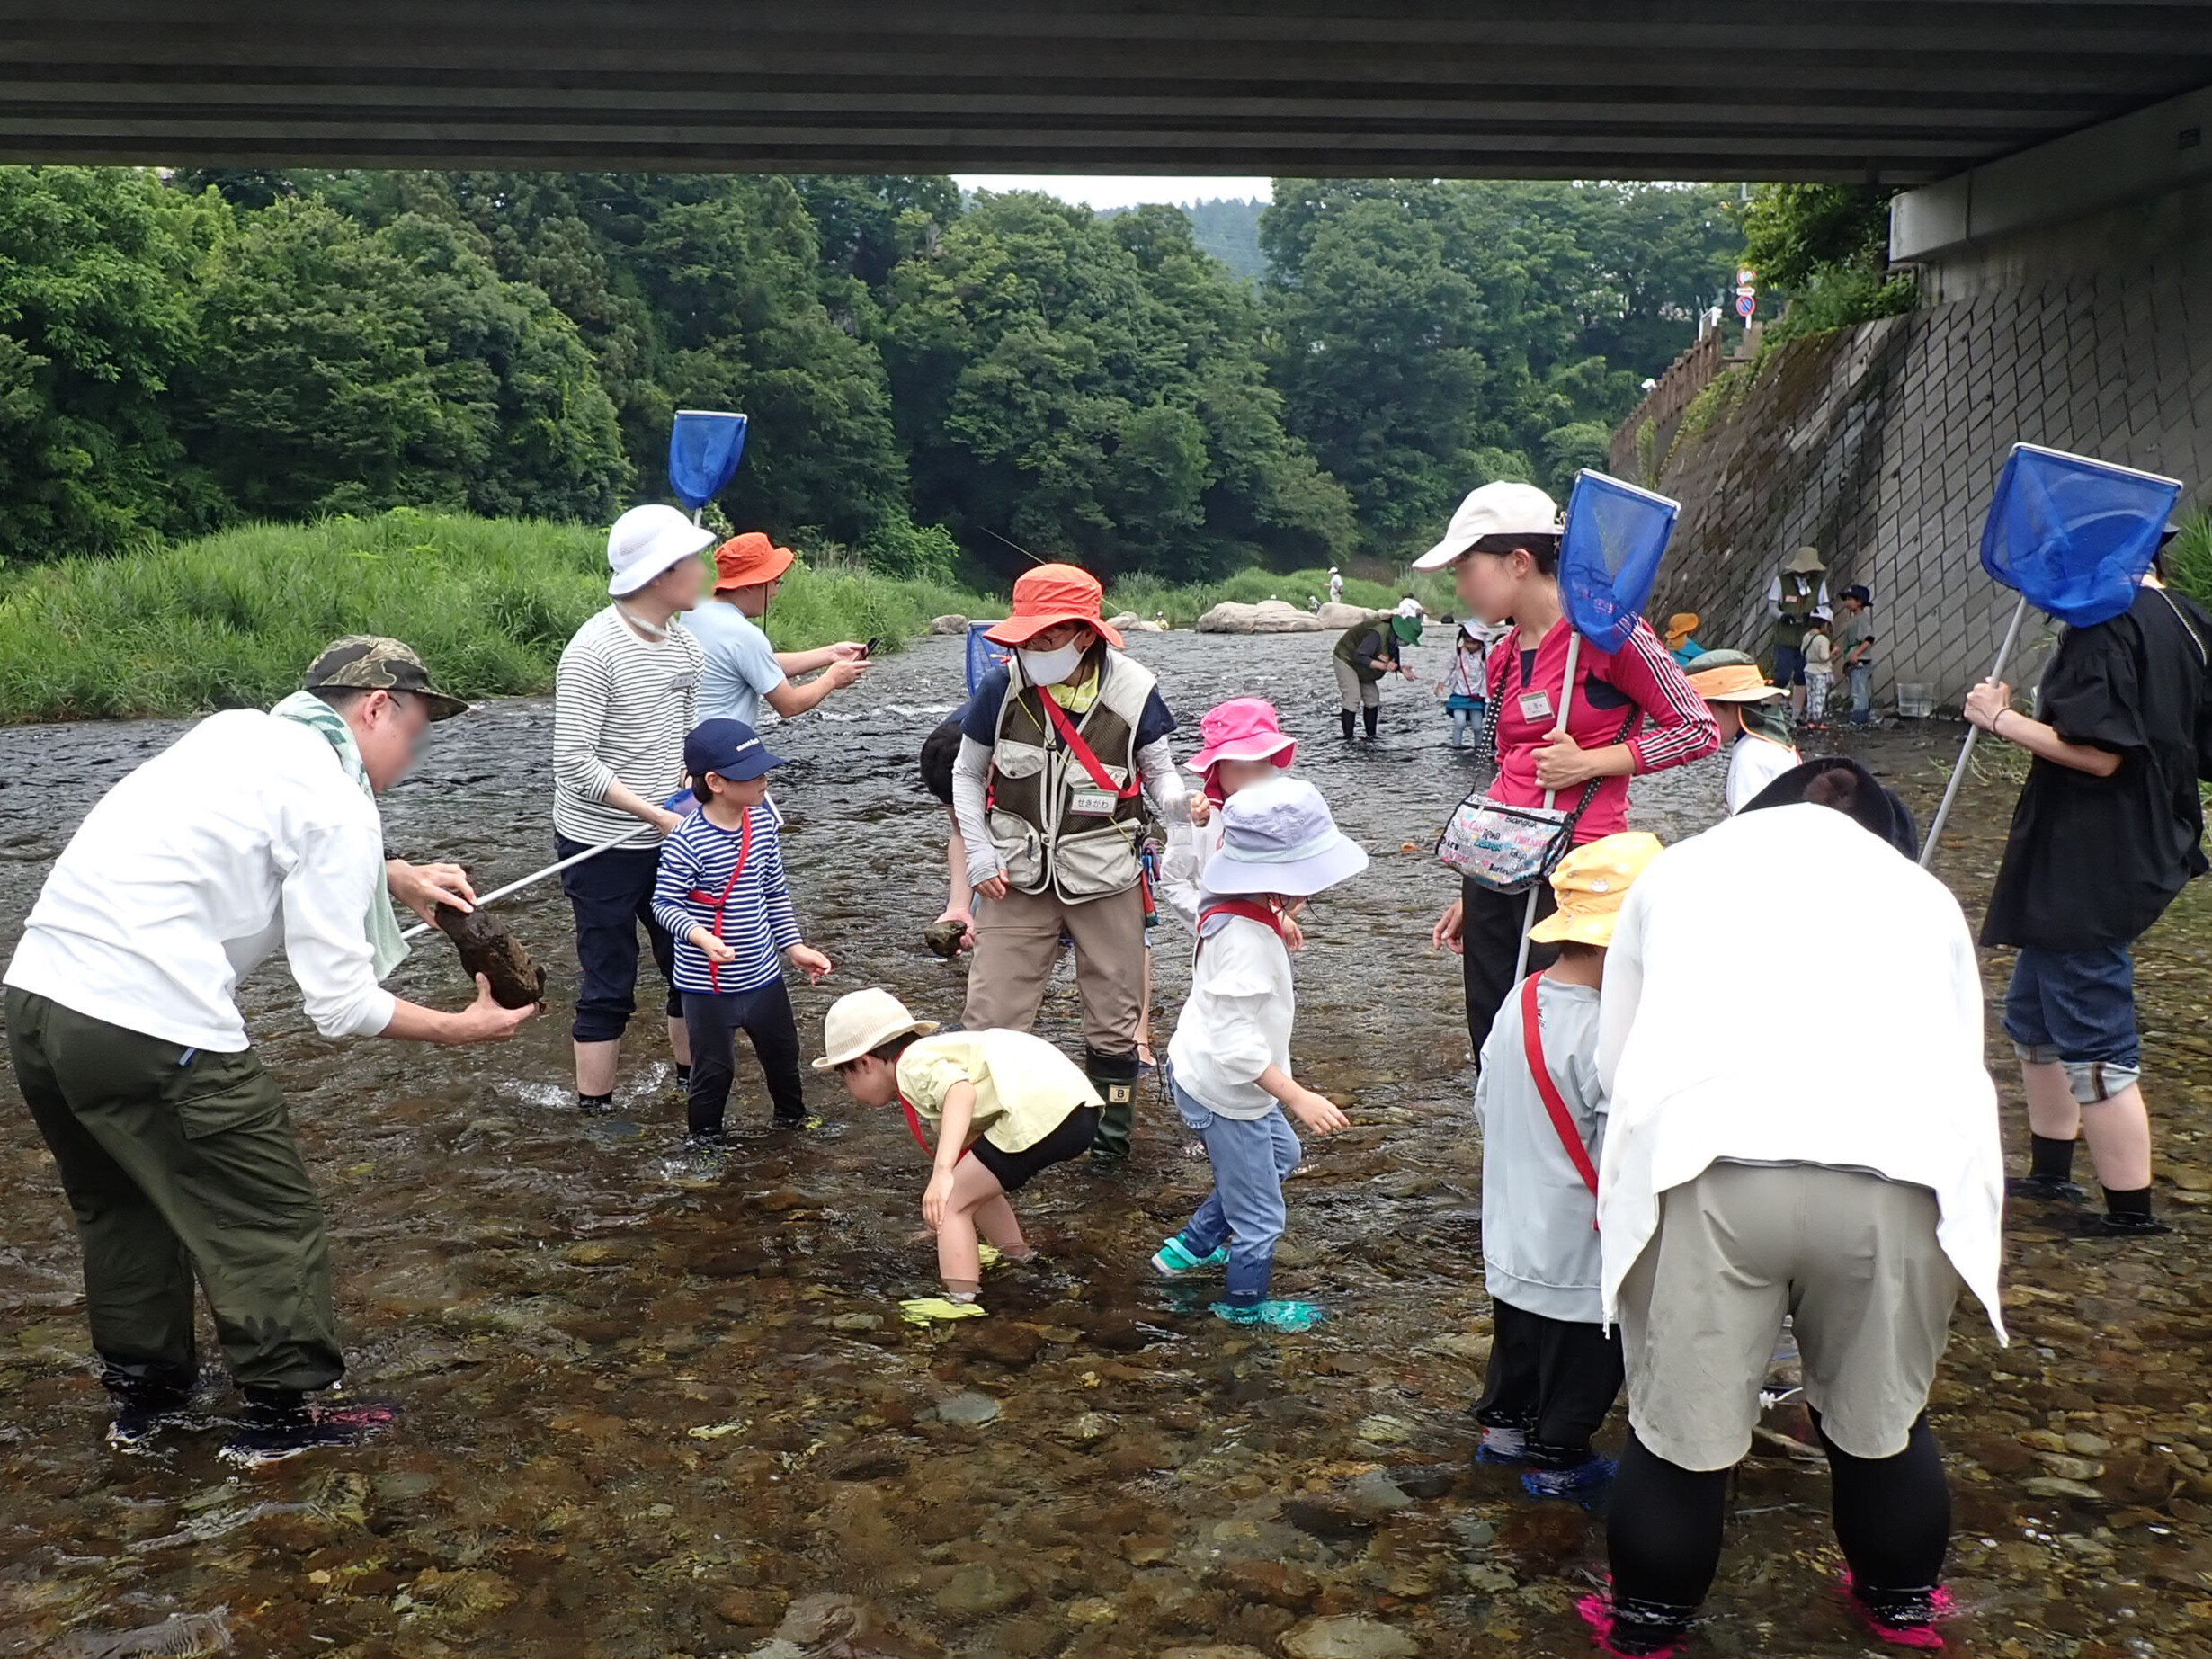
[816,988,1101,1323]
[1152,777,1367,1333]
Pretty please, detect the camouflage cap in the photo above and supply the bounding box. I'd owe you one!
[303,636,469,721]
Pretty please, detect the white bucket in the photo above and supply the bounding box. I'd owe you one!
[1895,682,1934,718]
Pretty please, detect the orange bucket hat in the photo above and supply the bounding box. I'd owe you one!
[713,531,797,593]
[985,563,1124,648]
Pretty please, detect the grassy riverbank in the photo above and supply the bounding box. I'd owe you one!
[0,511,991,723]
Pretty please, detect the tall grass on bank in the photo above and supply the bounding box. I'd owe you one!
[2168,509,2212,611]
[0,509,990,724]
[1105,566,1458,627]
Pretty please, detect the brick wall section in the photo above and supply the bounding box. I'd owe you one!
[1633,246,2212,703]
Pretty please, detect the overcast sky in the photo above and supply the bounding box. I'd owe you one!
[953,175,1272,209]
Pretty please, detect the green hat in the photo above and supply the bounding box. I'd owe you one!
[303,636,468,721]
[1391,614,1423,645]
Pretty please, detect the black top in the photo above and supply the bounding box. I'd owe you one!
[1334,624,1400,682]
[1981,585,2211,950]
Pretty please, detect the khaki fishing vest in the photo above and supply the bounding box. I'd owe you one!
[986,651,1158,902]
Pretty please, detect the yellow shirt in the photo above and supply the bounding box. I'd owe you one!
[896,1030,1101,1153]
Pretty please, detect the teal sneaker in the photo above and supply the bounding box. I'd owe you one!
[1210,1299,1326,1333]
[1150,1235,1230,1278]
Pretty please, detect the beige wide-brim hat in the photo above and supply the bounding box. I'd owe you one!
[1783,544,1827,575]
[812,988,938,1070]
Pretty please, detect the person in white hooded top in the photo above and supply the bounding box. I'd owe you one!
[1580,758,2004,1659]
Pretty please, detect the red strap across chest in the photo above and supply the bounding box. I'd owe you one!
[1035,689,1140,798]
[1519,972,1601,1211]
[1195,900,1287,963]
[685,810,755,995]
[898,1093,970,1163]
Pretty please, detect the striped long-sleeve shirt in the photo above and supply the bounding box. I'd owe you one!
[1483,616,1720,843]
[651,804,801,995]
[552,606,703,845]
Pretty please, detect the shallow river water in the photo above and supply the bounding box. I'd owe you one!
[2,629,2209,1659]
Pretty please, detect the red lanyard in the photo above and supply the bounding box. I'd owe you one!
[1519,973,1601,1218]
[1195,900,1287,963]
[684,810,754,995]
[1034,689,1140,799]
[898,1093,970,1163]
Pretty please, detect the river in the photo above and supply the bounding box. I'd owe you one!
[1,629,2208,1657]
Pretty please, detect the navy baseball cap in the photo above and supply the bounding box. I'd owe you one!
[683,718,784,782]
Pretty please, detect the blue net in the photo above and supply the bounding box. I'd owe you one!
[1558,470,1679,653]
[667,410,749,510]
[1980,443,2181,628]
[967,620,1012,694]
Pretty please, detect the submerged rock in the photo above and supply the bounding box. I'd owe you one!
[933,1563,1030,1619]
[433,903,547,1008]
[934,1391,1003,1427]
[1280,1615,1420,1659]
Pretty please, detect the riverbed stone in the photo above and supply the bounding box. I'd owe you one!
[935,1391,1003,1427]
[1315,602,1390,629]
[928,613,969,634]
[1342,1470,1414,1515]
[934,1563,1030,1618]
[1194,600,1330,634]
[1280,1614,1421,1658]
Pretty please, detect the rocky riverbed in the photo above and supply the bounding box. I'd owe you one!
[0,629,2207,1657]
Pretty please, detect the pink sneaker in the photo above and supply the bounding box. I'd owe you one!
[1841,1574,1954,1649]
[1576,1592,1689,1659]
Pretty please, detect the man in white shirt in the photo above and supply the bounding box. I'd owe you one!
[1583,759,2003,1656]
[687,531,870,728]
[5,638,535,1465]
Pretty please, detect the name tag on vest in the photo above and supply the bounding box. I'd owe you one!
[1068,790,1119,817]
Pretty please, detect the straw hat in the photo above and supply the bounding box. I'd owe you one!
[1686,649,1787,703]
[812,989,939,1070]
[1783,545,1827,575]
[1527,832,1664,949]
[1202,777,1368,897]
[984,564,1124,648]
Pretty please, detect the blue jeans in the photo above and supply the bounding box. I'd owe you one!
[1848,662,1874,725]
[1171,1076,1301,1307]
[1448,705,1480,745]
[2003,946,2139,1067]
[557,836,679,1044]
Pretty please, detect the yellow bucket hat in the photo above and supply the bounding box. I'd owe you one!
[1528,832,1665,950]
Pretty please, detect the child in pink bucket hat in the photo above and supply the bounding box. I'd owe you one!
[1158,698,1301,941]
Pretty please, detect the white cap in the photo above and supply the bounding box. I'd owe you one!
[607,504,715,597]
[1412,482,1563,570]
[812,988,940,1070]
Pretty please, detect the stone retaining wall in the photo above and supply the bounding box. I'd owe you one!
[1627,244,2212,703]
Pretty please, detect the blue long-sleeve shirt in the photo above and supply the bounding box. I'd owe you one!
[651,804,800,995]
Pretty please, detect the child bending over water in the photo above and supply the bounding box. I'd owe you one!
[816,990,1099,1323]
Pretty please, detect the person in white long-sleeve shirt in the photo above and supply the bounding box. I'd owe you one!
[4,637,534,1465]
[1581,758,2004,1658]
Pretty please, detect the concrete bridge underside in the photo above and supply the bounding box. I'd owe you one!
[0,2,2208,180]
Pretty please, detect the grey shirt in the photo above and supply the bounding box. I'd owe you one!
[1474,976,1607,1324]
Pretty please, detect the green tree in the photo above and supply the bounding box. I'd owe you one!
[0,167,218,553]
[1738,183,1916,339]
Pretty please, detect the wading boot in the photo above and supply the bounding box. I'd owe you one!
[1340,709,1357,741]
[103,1362,198,1455]
[1086,1048,1140,1164]
[1362,705,1380,740]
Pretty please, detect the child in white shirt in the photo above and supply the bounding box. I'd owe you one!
[1802,615,1836,727]
[1151,779,1365,1331]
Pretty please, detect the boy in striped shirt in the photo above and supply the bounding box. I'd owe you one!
[652,718,833,1139]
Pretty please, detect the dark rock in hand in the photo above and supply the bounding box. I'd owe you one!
[434,904,547,1008]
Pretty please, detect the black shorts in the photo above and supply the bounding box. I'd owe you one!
[969,1105,1101,1192]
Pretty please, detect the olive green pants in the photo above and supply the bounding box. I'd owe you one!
[6,988,343,1397]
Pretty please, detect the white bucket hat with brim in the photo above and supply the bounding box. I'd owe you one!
[608,504,716,598]
[1413,481,1563,570]
[812,988,940,1070]
[1201,776,1369,897]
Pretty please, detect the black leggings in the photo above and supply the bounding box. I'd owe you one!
[1460,876,1557,1060]
[1606,1414,1950,1641]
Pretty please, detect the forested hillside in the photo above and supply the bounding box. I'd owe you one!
[0,167,1738,582]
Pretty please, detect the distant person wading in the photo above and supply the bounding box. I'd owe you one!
[950,565,1186,1163]
[1333,614,1417,741]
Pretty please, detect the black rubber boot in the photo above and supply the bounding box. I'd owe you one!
[1340,709,1357,741]
[1362,704,1380,740]
[1086,1048,1140,1163]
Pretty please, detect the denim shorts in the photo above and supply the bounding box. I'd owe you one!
[2002,945,2138,1066]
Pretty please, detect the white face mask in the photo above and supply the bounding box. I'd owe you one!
[1018,640,1086,685]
